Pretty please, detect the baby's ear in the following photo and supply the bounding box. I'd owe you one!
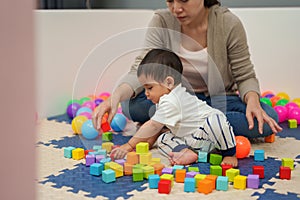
[164,76,175,90]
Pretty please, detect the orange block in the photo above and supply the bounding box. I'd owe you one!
[152,163,165,175]
[205,174,218,189]
[124,162,133,176]
[126,152,139,165]
[198,179,214,194]
[175,169,186,183]
[265,134,275,143]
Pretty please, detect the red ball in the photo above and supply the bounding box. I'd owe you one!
[235,136,251,159]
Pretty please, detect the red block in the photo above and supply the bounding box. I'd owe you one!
[221,164,233,176]
[101,121,111,132]
[84,149,95,156]
[279,166,291,180]
[158,179,171,194]
[252,166,265,179]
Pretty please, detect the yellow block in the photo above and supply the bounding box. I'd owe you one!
[233,175,247,190]
[102,142,114,153]
[139,152,152,165]
[136,142,149,154]
[194,174,207,187]
[105,162,124,178]
[72,148,85,160]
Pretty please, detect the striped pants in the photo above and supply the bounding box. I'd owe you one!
[157,113,236,157]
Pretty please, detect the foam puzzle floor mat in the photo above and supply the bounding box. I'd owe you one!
[36,115,300,200]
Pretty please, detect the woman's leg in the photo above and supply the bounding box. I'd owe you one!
[223,95,279,138]
[121,91,156,123]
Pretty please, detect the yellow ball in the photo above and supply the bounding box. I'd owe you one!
[292,98,300,107]
[276,92,290,101]
[71,115,88,134]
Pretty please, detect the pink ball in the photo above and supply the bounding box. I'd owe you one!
[288,107,300,124]
[285,102,299,113]
[274,106,288,123]
[78,112,92,119]
[82,101,96,111]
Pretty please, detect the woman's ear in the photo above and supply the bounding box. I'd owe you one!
[164,76,175,90]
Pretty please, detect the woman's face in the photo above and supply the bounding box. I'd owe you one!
[166,0,205,25]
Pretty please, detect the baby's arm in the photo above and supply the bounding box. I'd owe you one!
[112,119,164,159]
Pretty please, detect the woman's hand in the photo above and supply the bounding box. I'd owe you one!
[245,91,282,134]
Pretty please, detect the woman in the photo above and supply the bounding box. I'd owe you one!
[92,0,282,138]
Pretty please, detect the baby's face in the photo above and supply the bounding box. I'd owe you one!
[138,74,170,104]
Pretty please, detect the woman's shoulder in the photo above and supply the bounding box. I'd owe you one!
[210,5,242,27]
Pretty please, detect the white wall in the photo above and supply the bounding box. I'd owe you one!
[35,8,300,118]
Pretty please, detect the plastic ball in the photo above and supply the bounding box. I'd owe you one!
[260,97,272,107]
[78,112,92,119]
[94,98,104,106]
[288,107,300,124]
[71,115,88,134]
[66,103,81,118]
[66,99,80,106]
[264,93,275,99]
[274,105,288,123]
[82,101,96,110]
[275,98,289,106]
[99,92,111,97]
[261,91,274,98]
[285,102,299,113]
[110,113,127,132]
[76,107,93,116]
[292,98,300,107]
[81,119,99,140]
[270,96,282,107]
[79,97,91,105]
[235,136,251,159]
[276,92,290,101]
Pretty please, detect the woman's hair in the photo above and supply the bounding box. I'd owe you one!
[204,0,220,8]
[137,49,183,85]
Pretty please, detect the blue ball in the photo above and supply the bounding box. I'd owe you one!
[76,107,93,116]
[81,119,99,140]
[110,113,127,132]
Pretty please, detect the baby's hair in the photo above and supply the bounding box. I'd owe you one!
[137,49,183,85]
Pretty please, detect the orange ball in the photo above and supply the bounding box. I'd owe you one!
[235,136,251,159]
[270,96,282,107]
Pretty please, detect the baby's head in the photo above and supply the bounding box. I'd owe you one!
[137,48,183,86]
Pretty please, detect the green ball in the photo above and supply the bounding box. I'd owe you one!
[275,98,289,106]
[260,97,272,107]
[79,97,91,105]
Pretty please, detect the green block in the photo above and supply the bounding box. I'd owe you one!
[133,168,144,182]
[288,119,297,129]
[282,158,294,170]
[188,166,199,172]
[102,132,113,142]
[142,165,154,179]
[210,165,222,176]
[210,154,222,165]
[133,164,145,169]
[226,168,240,182]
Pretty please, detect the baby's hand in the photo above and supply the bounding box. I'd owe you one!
[110,143,133,159]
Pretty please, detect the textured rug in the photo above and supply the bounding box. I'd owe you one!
[36,114,300,200]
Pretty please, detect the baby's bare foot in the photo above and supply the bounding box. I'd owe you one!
[168,148,198,165]
[221,156,238,167]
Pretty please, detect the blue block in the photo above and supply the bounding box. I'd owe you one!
[148,174,160,189]
[100,157,111,164]
[93,145,102,151]
[98,149,107,156]
[102,169,116,183]
[198,151,208,162]
[173,165,184,174]
[254,149,265,161]
[216,176,228,191]
[184,178,195,192]
[64,146,75,158]
[90,163,104,176]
